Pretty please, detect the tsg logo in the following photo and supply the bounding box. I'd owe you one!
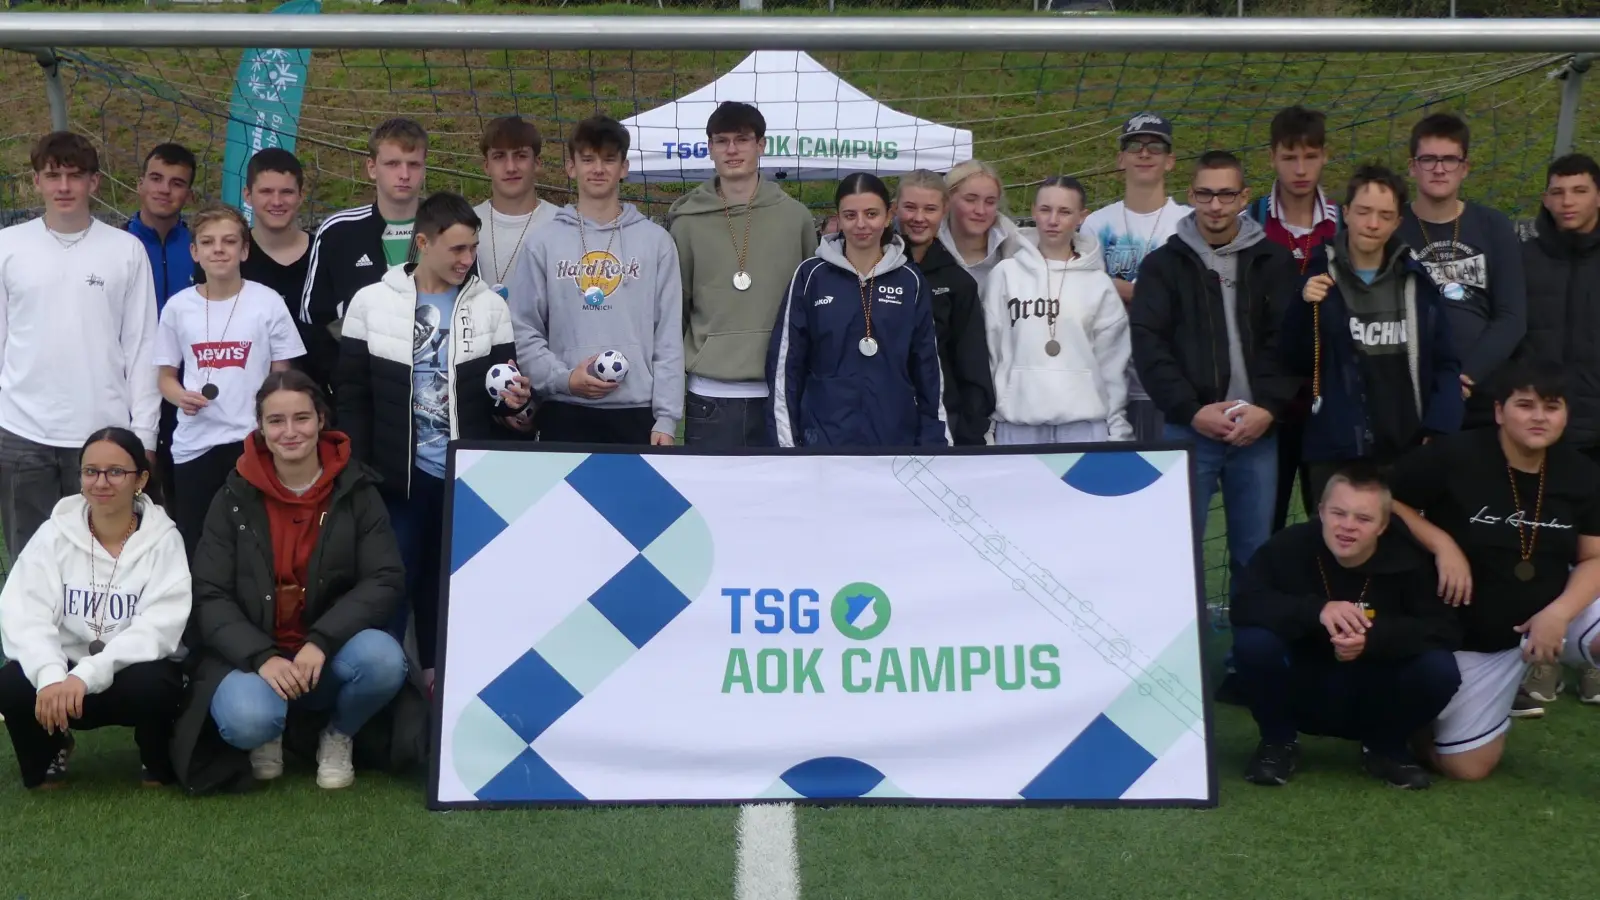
[725,581,889,640]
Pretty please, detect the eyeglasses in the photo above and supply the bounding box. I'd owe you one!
[1414,154,1466,172]
[711,134,760,149]
[1121,139,1171,156]
[81,466,135,484]
[1192,189,1245,205]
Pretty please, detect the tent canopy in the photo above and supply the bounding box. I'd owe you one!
[621,51,974,183]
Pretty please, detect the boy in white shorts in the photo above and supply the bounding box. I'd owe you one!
[1390,360,1600,781]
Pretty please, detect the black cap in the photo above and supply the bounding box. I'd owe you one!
[1121,113,1173,144]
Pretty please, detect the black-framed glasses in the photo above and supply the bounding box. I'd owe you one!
[1192,189,1244,205]
[1414,154,1466,172]
[81,466,134,484]
[1121,139,1171,156]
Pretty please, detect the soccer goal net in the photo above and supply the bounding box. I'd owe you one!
[0,13,1592,600]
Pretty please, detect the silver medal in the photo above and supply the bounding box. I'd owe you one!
[733,271,752,291]
[858,337,879,357]
[1045,340,1061,357]
[1311,396,1323,415]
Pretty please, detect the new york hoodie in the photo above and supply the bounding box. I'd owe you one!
[668,179,819,386]
[982,229,1132,438]
[508,203,685,435]
[0,493,190,694]
[767,234,948,448]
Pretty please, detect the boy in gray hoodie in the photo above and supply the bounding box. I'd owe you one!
[509,116,685,445]
[668,101,819,449]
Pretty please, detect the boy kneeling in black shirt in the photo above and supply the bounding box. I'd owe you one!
[1232,464,1461,789]
[1391,360,1600,781]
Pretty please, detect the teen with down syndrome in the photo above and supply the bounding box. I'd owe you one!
[172,371,428,794]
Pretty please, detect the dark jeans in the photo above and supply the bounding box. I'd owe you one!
[534,401,654,445]
[1165,424,1277,600]
[384,469,446,670]
[1272,417,1313,531]
[172,441,245,558]
[0,425,81,561]
[683,393,768,449]
[150,400,178,508]
[1231,626,1460,759]
[0,658,183,787]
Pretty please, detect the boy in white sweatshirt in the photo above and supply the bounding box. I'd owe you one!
[983,176,1132,444]
[0,132,159,557]
[0,427,191,788]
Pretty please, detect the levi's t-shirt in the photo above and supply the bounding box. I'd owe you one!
[154,281,306,464]
[1390,427,1600,652]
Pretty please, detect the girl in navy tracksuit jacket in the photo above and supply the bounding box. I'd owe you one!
[767,174,949,448]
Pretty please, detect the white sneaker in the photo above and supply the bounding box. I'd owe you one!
[249,737,284,780]
[315,728,355,789]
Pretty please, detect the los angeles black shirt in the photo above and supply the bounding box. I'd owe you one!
[1390,427,1600,652]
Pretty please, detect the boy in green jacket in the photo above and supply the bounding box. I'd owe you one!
[668,101,819,448]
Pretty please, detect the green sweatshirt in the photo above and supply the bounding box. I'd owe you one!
[668,178,819,384]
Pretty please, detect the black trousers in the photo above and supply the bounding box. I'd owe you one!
[534,401,655,445]
[1271,415,1314,531]
[172,441,245,558]
[150,400,179,507]
[0,659,183,788]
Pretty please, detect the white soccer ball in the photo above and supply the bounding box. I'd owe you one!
[592,349,629,383]
[485,362,521,402]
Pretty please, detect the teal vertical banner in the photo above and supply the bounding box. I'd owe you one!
[220,0,320,222]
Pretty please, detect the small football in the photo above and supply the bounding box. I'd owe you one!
[592,350,629,384]
[485,362,521,402]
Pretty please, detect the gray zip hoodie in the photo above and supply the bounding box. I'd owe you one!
[507,203,685,435]
[1177,212,1266,404]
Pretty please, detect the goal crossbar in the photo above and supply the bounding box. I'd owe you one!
[2,13,1600,53]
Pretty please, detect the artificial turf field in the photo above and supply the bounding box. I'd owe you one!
[4,500,1600,900]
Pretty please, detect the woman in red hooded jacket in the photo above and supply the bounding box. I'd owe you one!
[172,370,409,793]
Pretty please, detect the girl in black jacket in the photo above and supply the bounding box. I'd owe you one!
[171,370,420,794]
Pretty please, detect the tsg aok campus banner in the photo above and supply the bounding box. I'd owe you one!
[430,446,1214,808]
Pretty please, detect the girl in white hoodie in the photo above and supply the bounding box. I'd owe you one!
[0,427,191,789]
[983,177,1133,444]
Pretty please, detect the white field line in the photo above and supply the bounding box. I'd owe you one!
[735,802,800,900]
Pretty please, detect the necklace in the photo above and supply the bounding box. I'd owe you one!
[199,282,242,400]
[1413,201,1465,300]
[85,507,139,655]
[575,207,623,302]
[1043,253,1071,357]
[1316,555,1373,618]
[1120,200,1166,271]
[488,204,536,297]
[1506,458,1547,582]
[280,466,323,494]
[46,218,92,251]
[853,249,883,357]
[718,182,754,292]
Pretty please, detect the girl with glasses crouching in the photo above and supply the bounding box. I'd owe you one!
[173,370,424,794]
[0,427,191,789]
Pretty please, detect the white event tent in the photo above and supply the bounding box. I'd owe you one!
[620,50,974,182]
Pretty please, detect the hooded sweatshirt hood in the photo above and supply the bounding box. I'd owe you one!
[0,493,190,695]
[510,202,686,436]
[983,228,1132,437]
[937,218,1030,290]
[1176,212,1267,404]
[238,429,353,652]
[668,178,820,387]
[816,232,911,279]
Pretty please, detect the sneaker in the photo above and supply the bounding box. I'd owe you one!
[1244,740,1299,786]
[139,765,167,788]
[41,731,75,788]
[1510,689,1546,719]
[249,737,284,781]
[315,729,355,790]
[1580,666,1600,705]
[1363,747,1432,790]
[1524,663,1562,704]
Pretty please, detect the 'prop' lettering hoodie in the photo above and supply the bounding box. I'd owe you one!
[508,203,686,436]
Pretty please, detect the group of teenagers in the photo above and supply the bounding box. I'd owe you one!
[2,93,1600,796]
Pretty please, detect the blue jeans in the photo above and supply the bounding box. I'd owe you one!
[1164,423,1277,599]
[210,629,408,750]
[1231,627,1460,759]
[384,469,446,669]
[683,393,770,449]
